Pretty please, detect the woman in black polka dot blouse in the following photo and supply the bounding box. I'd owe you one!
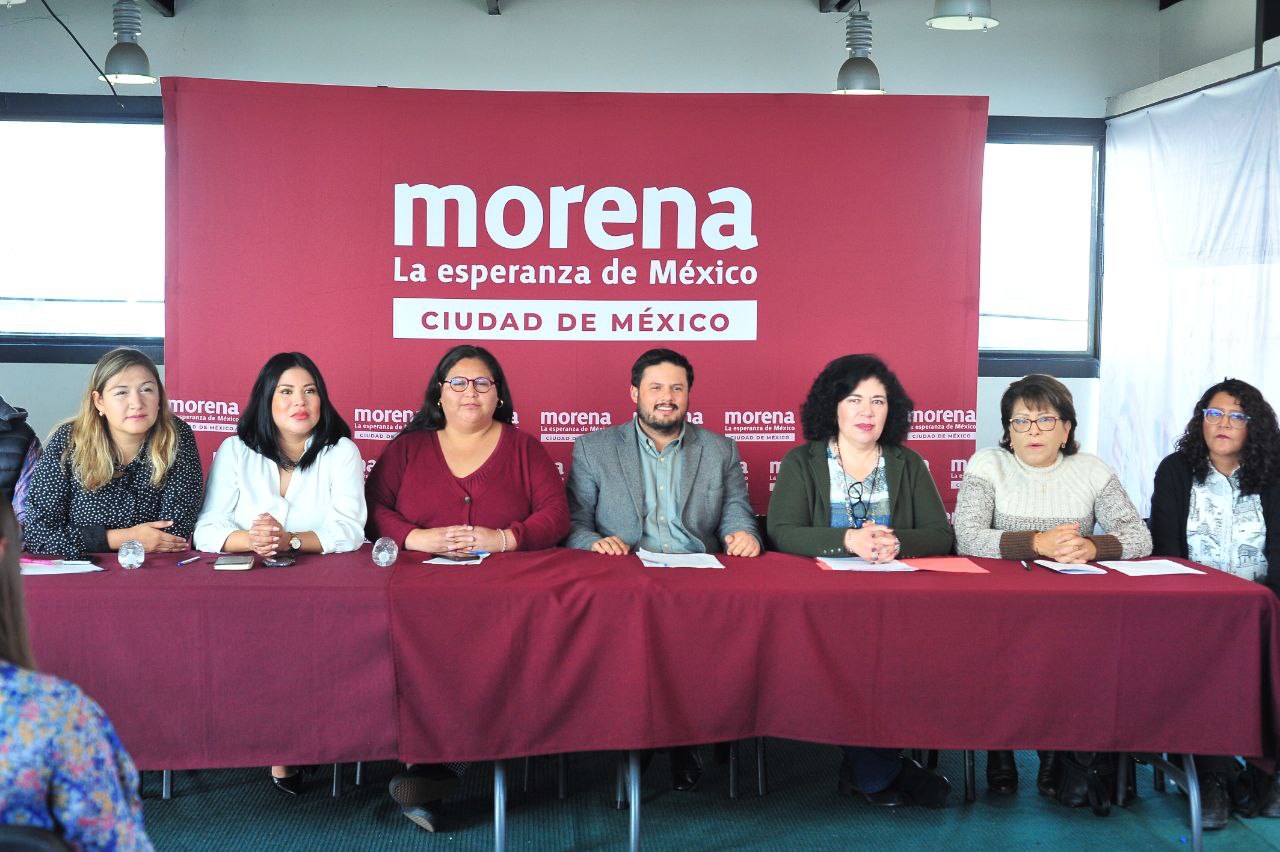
[22,348,204,558]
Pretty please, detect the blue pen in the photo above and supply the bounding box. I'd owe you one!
[470,551,489,557]
[176,556,201,566]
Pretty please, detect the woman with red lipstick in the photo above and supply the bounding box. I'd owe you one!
[954,373,1150,798]
[23,347,203,559]
[1149,378,1280,829]
[768,354,954,810]
[366,344,569,833]
[193,352,366,796]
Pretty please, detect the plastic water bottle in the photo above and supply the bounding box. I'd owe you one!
[371,536,398,567]
[118,539,145,569]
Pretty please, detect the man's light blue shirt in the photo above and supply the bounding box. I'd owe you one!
[635,420,702,553]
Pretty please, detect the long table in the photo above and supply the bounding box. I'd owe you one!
[24,549,1280,770]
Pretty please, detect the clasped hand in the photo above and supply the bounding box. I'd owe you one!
[248,513,285,556]
[844,520,900,564]
[1034,523,1097,564]
[411,524,503,556]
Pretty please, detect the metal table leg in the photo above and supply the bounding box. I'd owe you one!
[728,741,739,799]
[1148,753,1202,852]
[628,750,641,852]
[162,769,172,800]
[331,762,343,798]
[756,738,767,796]
[964,750,976,804]
[557,754,567,800]
[494,759,507,852]
[615,755,626,810]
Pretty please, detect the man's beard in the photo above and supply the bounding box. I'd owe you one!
[637,406,684,435]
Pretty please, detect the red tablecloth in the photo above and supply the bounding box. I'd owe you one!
[24,553,397,770]
[389,552,1280,763]
[23,549,1280,769]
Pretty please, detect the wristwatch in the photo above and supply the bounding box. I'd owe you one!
[288,533,302,552]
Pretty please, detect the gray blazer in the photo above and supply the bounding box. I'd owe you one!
[566,421,759,552]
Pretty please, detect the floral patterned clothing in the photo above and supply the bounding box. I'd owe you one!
[0,661,152,851]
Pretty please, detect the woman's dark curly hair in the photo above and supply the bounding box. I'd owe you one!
[800,354,913,446]
[1175,378,1280,494]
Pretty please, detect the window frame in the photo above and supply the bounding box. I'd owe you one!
[0,101,1105,374]
[979,116,1105,379]
[0,92,165,364]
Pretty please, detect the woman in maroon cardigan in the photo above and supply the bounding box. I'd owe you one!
[366,344,569,557]
[366,344,569,834]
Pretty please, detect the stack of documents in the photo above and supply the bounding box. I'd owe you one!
[636,549,724,569]
[20,559,102,576]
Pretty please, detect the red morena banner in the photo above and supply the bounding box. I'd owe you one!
[163,78,984,512]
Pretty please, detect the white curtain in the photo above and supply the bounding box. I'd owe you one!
[1100,66,1280,514]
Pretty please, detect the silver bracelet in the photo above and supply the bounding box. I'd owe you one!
[499,528,508,553]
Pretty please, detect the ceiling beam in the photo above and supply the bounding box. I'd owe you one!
[819,0,857,12]
[487,0,501,14]
[143,0,175,16]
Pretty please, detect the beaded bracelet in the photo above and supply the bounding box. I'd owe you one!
[499,529,508,553]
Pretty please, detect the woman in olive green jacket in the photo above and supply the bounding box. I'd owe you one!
[766,353,954,810]
[767,354,953,560]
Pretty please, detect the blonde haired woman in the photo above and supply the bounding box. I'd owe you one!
[23,347,203,558]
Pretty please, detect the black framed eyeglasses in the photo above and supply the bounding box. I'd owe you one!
[847,481,870,529]
[1203,408,1249,426]
[442,377,495,393]
[1009,415,1060,433]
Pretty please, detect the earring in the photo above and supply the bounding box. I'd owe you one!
[498,399,505,407]
[436,401,442,408]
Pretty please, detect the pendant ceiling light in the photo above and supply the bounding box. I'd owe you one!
[927,0,999,32]
[99,0,157,84]
[833,8,884,95]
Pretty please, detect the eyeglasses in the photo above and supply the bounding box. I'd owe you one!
[1009,415,1060,432]
[846,481,870,529]
[442,377,495,393]
[1203,408,1250,426]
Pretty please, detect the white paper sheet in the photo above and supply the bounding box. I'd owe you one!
[816,557,918,572]
[1034,559,1107,575]
[636,549,724,569]
[1097,559,1205,576]
[20,560,103,576]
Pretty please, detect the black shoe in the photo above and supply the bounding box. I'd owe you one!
[890,757,951,809]
[1201,774,1231,831]
[670,746,704,792]
[1258,772,1280,818]
[271,771,305,797]
[1037,751,1058,798]
[401,801,443,833]
[987,750,1018,795]
[389,765,460,808]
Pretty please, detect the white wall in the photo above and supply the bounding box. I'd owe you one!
[1,0,1158,113]
[1158,0,1257,79]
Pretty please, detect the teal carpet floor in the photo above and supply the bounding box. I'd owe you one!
[141,742,1280,850]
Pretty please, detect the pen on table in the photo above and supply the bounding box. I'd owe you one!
[1021,560,1031,571]
[176,556,201,566]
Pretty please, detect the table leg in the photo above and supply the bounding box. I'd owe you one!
[964,751,976,804]
[757,738,767,796]
[628,750,641,852]
[557,754,567,800]
[615,756,626,810]
[331,762,343,798]
[494,759,507,852]
[728,741,739,799]
[162,769,172,800]
[1183,754,1202,852]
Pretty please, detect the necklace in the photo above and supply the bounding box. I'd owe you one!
[831,440,881,529]
[278,454,300,472]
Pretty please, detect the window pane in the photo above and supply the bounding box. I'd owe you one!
[979,142,1096,353]
[0,121,164,337]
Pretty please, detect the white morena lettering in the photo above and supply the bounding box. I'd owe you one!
[394,184,757,251]
[723,410,796,427]
[354,407,416,424]
[540,411,614,427]
[910,408,977,424]
[169,399,240,416]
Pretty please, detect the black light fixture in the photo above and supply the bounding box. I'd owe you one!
[100,0,157,85]
[833,6,884,95]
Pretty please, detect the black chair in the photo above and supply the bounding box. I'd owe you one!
[0,826,72,851]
